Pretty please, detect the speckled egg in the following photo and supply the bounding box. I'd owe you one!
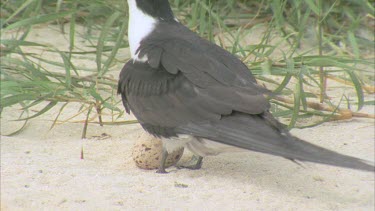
[132,132,184,170]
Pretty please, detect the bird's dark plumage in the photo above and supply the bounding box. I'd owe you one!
[119,0,374,172]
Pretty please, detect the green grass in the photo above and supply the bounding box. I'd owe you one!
[1,0,374,136]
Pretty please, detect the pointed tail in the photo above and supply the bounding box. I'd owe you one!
[178,113,374,172]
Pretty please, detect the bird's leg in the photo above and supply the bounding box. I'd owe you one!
[178,155,203,170]
[156,148,169,174]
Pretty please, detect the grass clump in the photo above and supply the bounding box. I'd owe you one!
[1,0,374,136]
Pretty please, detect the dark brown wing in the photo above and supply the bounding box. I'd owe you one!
[118,60,269,136]
[137,21,261,88]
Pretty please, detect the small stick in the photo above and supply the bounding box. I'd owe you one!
[81,104,93,139]
[81,146,84,160]
[95,100,103,126]
[326,75,375,93]
[317,0,326,103]
[273,96,375,119]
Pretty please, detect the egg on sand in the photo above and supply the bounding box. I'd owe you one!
[132,132,184,170]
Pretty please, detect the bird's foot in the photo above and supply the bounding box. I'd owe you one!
[156,168,169,174]
[178,155,203,170]
[156,149,169,174]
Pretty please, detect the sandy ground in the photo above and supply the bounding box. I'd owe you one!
[1,24,375,210]
[1,105,374,210]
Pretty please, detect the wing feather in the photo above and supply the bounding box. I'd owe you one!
[117,21,374,171]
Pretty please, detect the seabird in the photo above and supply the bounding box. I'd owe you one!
[118,0,374,173]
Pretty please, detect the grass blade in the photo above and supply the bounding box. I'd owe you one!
[346,70,364,110]
[4,11,73,31]
[18,101,58,121]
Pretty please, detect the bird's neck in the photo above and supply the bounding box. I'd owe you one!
[127,0,157,60]
[127,0,176,60]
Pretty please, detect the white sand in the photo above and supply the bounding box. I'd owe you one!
[1,106,374,210]
[1,24,374,210]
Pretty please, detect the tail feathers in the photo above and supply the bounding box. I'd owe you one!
[178,113,375,172]
[276,135,374,171]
